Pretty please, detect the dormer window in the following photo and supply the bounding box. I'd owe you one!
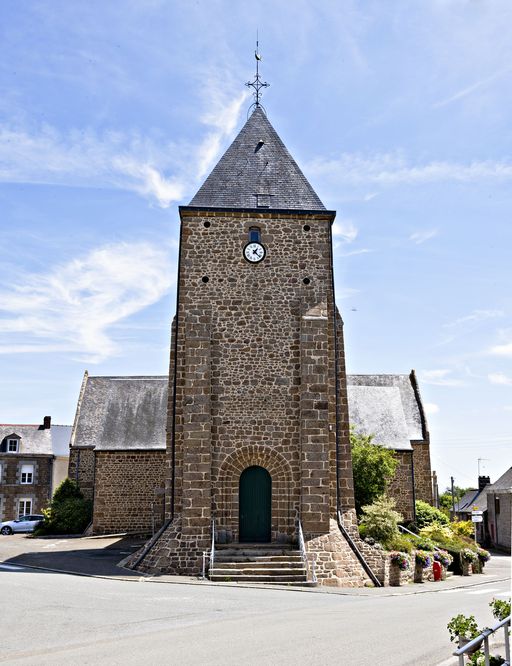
[8,438,19,453]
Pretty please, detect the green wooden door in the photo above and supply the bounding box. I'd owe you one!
[239,466,271,543]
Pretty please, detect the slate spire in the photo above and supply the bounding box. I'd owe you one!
[189,107,326,211]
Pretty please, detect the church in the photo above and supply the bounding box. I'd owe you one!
[68,73,433,586]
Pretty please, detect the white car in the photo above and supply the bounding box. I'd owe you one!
[0,514,44,535]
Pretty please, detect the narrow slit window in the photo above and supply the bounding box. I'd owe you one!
[249,227,261,243]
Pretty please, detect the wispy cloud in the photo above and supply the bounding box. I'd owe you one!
[340,248,374,257]
[0,242,173,362]
[424,402,440,415]
[409,229,438,245]
[420,369,465,387]
[433,68,512,109]
[0,88,248,208]
[445,310,504,329]
[488,372,512,386]
[307,153,512,187]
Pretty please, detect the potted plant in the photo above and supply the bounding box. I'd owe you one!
[414,550,433,583]
[474,548,490,573]
[434,549,453,580]
[460,548,478,575]
[389,551,410,586]
[447,613,482,654]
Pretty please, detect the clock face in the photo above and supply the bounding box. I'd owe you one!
[243,242,266,263]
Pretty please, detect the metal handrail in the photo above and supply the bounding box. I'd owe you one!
[296,509,317,584]
[398,524,441,551]
[337,510,381,587]
[453,615,510,666]
[210,518,215,573]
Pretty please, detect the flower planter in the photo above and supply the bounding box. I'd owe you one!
[389,564,407,586]
[440,564,447,581]
[472,559,483,574]
[414,563,425,583]
[462,561,473,576]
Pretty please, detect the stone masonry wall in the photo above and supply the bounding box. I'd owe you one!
[92,450,166,535]
[68,447,95,501]
[0,454,53,520]
[388,451,415,522]
[305,518,372,587]
[136,209,366,578]
[412,441,433,504]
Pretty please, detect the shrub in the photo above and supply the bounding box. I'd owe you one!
[447,614,479,642]
[412,535,437,551]
[415,500,449,528]
[415,550,433,569]
[489,597,511,621]
[451,520,475,538]
[350,430,398,514]
[36,478,92,535]
[359,496,403,546]
[389,551,410,571]
[419,523,454,542]
[385,534,414,553]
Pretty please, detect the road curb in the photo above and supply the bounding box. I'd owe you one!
[4,557,510,597]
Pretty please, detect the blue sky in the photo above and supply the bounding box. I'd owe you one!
[1,1,511,492]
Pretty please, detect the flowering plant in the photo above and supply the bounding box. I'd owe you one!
[434,550,453,567]
[415,550,433,569]
[389,551,410,571]
[461,548,478,563]
[477,548,490,563]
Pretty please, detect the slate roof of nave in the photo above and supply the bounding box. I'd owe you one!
[188,107,326,211]
[71,373,426,452]
[71,376,168,452]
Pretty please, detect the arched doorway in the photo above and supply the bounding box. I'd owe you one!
[239,466,271,543]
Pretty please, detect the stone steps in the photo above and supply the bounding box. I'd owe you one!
[215,554,304,563]
[210,544,311,586]
[213,560,305,570]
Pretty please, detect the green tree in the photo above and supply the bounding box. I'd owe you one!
[350,429,398,515]
[415,499,449,528]
[439,485,472,513]
[36,478,92,535]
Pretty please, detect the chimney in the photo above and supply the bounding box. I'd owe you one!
[43,416,51,430]
[478,475,490,491]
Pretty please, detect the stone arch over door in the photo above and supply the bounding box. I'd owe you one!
[214,445,296,543]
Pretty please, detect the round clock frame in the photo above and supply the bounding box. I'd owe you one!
[243,241,266,263]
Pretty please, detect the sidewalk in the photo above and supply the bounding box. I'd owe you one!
[2,533,510,596]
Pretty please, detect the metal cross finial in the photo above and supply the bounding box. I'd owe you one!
[246,37,269,110]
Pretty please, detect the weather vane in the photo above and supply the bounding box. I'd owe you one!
[246,35,269,110]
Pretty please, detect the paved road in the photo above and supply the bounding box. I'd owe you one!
[0,542,510,666]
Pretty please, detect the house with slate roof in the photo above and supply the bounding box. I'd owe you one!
[453,468,512,549]
[486,466,512,552]
[70,97,434,585]
[0,417,71,521]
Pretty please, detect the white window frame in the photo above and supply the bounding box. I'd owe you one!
[18,498,32,518]
[7,439,19,453]
[20,464,34,485]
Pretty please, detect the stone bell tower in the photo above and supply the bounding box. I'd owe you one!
[130,91,373,585]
